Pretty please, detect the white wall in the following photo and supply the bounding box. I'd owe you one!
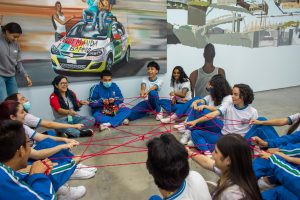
[21,39,300,120]
[168,44,300,91]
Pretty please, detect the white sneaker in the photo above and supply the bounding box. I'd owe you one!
[178,126,187,134]
[257,177,276,191]
[57,184,86,200]
[77,163,97,173]
[180,130,191,144]
[187,140,194,147]
[160,114,177,124]
[70,168,95,180]
[155,112,164,121]
[122,118,129,125]
[99,123,111,131]
[174,122,184,129]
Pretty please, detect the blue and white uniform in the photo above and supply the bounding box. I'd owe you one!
[24,125,73,164]
[160,81,192,118]
[129,77,163,121]
[0,162,56,200]
[189,95,231,152]
[253,132,300,199]
[89,82,131,127]
[148,171,211,200]
[248,113,300,141]
[254,154,300,200]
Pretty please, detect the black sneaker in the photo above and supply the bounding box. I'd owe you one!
[80,129,93,137]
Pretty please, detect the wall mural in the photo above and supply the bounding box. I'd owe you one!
[167,0,300,48]
[0,0,166,86]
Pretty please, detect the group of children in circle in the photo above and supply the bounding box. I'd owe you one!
[0,42,300,199]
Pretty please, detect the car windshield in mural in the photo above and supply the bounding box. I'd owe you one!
[0,0,166,86]
[167,0,300,48]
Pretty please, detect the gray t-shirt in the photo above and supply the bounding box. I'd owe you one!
[194,67,219,98]
[0,34,27,77]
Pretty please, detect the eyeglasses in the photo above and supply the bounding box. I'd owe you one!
[59,82,69,86]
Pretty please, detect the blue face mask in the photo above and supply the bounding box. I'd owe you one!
[103,81,112,88]
[206,87,214,93]
[23,101,31,111]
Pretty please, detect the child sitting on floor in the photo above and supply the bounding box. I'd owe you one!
[129,61,164,121]
[159,66,192,123]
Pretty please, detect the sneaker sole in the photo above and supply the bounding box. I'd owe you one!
[70,174,95,180]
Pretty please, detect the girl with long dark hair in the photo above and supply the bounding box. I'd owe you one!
[179,74,232,151]
[187,134,262,200]
[160,66,192,123]
[0,22,32,102]
[50,75,95,137]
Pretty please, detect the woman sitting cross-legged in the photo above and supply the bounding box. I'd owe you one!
[50,75,95,138]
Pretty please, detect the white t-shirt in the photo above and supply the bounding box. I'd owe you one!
[288,113,300,132]
[218,103,258,136]
[23,125,37,139]
[54,14,66,34]
[217,185,245,200]
[203,95,232,108]
[165,171,211,200]
[24,113,42,129]
[142,77,163,91]
[212,166,245,200]
[173,81,192,103]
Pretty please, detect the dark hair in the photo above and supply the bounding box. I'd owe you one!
[51,75,79,111]
[1,22,22,34]
[146,133,189,191]
[287,118,300,135]
[147,61,160,71]
[55,1,61,6]
[171,66,189,87]
[213,134,262,200]
[5,93,19,102]
[0,120,27,163]
[100,70,112,78]
[233,84,254,105]
[111,16,117,21]
[0,100,21,121]
[209,75,232,106]
[203,43,215,63]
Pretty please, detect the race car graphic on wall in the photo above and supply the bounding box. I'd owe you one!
[50,19,131,73]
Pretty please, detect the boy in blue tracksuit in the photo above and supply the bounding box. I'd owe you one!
[252,133,300,200]
[89,70,131,130]
[0,120,84,199]
[129,61,164,121]
[0,120,56,200]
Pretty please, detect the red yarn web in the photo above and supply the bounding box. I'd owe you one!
[49,96,261,169]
